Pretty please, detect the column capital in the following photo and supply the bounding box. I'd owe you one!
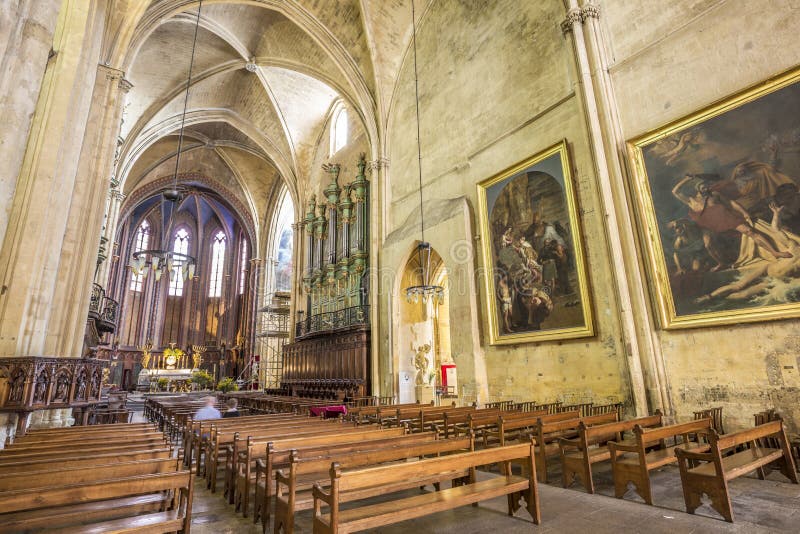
[249,258,263,267]
[97,63,124,82]
[561,5,599,34]
[119,78,134,93]
[367,157,389,173]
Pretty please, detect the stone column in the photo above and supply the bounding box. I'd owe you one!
[0,1,112,358]
[561,0,669,417]
[248,257,262,360]
[96,186,127,287]
[0,0,61,247]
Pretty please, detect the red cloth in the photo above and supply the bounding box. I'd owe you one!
[309,405,348,418]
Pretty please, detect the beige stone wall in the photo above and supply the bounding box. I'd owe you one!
[600,0,800,431]
[380,0,632,407]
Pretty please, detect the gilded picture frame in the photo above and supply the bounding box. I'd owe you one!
[477,141,594,345]
[628,66,800,329]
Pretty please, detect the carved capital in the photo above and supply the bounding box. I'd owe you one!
[367,157,389,173]
[561,7,584,33]
[583,3,600,20]
[561,5,599,33]
[118,78,134,93]
[98,63,124,83]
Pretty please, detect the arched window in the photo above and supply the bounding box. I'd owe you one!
[209,230,226,297]
[168,228,190,296]
[130,220,150,292]
[238,239,248,295]
[329,106,348,156]
[273,192,294,293]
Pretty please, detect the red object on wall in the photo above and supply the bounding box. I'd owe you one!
[441,364,457,390]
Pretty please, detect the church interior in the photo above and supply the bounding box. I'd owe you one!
[1,0,800,532]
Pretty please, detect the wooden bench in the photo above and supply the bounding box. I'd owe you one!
[559,413,662,493]
[0,441,171,465]
[0,448,173,476]
[676,419,799,522]
[234,425,405,516]
[0,470,193,533]
[514,401,561,413]
[0,435,168,457]
[257,431,443,529]
[273,434,475,533]
[609,418,712,505]
[311,441,540,533]
[223,424,348,502]
[199,416,325,480]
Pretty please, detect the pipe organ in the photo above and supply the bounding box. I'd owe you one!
[282,154,371,399]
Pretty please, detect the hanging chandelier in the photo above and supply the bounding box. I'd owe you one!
[129,1,203,283]
[404,0,444,306]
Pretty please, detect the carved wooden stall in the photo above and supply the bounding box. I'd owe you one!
[282,155,371,399]
[0,356,106,435]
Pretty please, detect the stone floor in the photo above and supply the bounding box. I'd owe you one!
[189,459,800,533]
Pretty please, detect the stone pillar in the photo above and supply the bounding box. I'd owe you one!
[248,257,262,359]
[561,0,669,417]
[0,0,61,247]
[0,1,120,359]
[96,186,127,287]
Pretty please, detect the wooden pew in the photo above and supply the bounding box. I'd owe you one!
[0,448,172,476]
[311,441,541,533]
[207,418,338,494]
[440,408,501,438]
[346,401,428,425]
[272,434,474,533]
[0,436,168,458]
[526,411,616,483]
[255,431,440,528]
[515,400,561,413]
[485,400,515,410]
[197,415,319,479]
[379,402,456,429]
[559,413,661,493]
[0,442,171,466]
[234,425,407,517]
[223,424,348,502]
[609,418,712,505]
[11,430,164,446]
[0,458,180,491]
[676,420,799,522]
[0,470,193,533]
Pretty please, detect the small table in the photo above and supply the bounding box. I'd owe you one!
[309,405,348,419]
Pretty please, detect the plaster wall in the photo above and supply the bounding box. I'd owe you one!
[600,0,800,431]
[381,0,632,408]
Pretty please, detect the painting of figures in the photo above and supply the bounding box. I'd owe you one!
[477,141,593,344]
[629,68,800,328]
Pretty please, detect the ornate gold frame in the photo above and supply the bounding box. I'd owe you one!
[477,140,594,345]
[627,66,800,329]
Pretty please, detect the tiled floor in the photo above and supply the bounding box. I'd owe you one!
[189,459,800,533]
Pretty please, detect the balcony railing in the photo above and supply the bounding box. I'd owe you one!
[295,305,370,338]
[89,283,119,333]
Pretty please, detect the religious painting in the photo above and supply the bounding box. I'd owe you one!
[628,67,800,329]
[477,141,594,344]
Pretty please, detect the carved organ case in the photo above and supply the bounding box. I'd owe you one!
[283,154,371,398]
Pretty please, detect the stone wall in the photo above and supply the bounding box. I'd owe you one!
[375,0,800,432]
[601,0,800,430]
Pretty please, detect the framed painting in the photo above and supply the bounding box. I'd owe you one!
[628,66,800,329]
[477,140,594,344]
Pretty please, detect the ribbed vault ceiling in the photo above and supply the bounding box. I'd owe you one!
[114,0,432,246]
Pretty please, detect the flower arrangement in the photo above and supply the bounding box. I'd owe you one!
[190,370,214,390]
[217,377,239,393]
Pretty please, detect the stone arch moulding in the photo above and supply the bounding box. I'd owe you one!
[117,172,257,250]
[115,0,379,162]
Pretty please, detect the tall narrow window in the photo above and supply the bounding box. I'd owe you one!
[130,220,150,292]
[209,231,226,297]
[168,228,190,296]
[238,239,248,295]
[330,107,348,155]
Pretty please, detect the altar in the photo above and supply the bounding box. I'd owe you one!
[135,343,205,392]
